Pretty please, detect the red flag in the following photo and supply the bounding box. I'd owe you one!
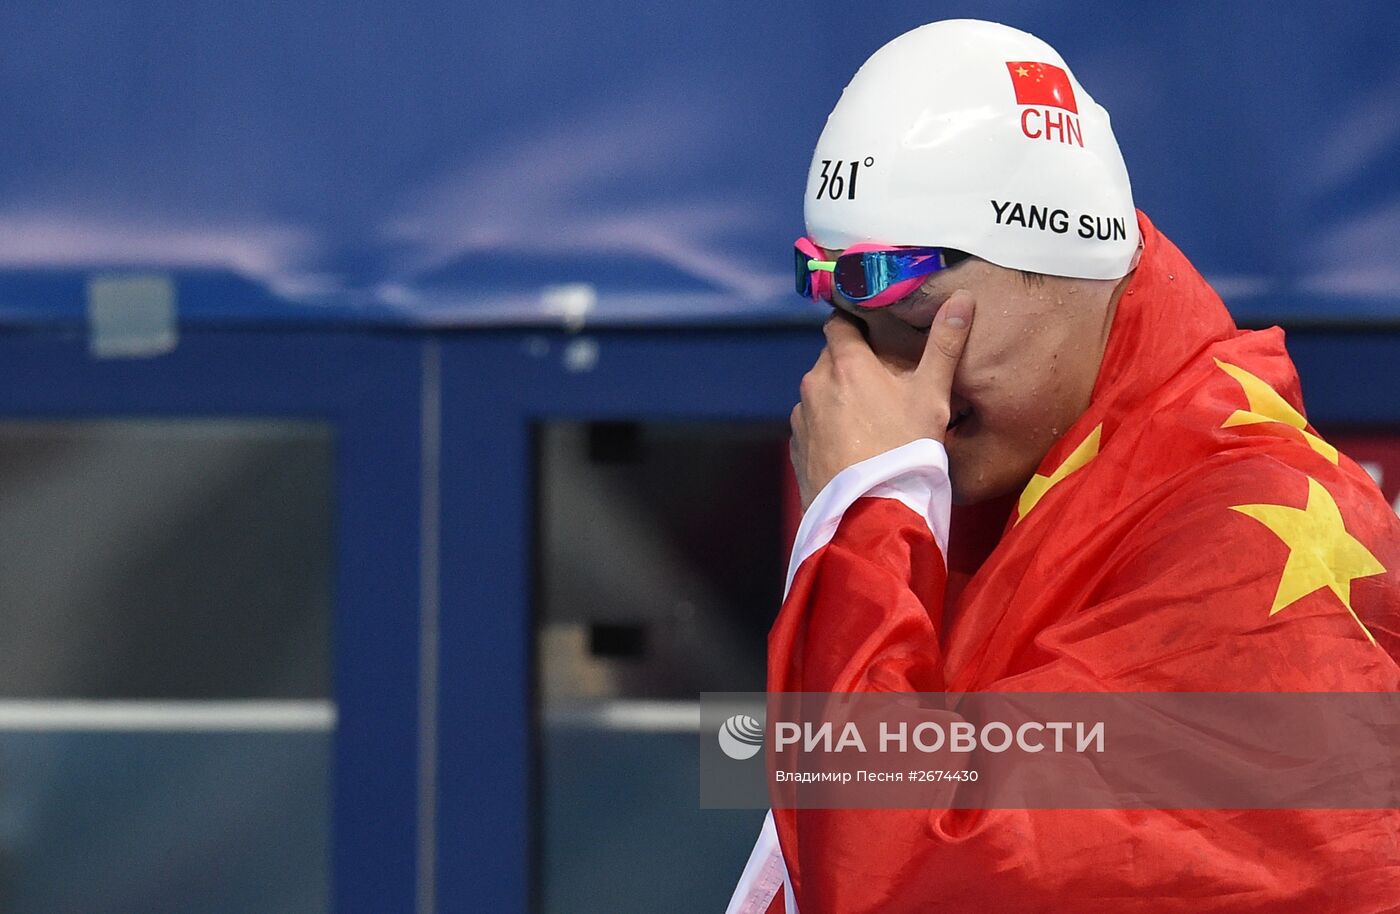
[729,211,1400,913]
[1005,60,1078,113]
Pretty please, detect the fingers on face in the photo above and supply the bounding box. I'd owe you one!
[919,289,976,376]
[822,312,873,366]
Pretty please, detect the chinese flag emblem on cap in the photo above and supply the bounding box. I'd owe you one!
[1005,61,1078,114]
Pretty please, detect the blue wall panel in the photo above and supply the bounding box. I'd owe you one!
[0,2,1395,327]
[436,328,820,912]
[0,330,425,913]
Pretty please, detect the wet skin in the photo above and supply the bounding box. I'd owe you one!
[818,248,1129,504]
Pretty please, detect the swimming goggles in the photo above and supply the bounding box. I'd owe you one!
[794,236,967,309]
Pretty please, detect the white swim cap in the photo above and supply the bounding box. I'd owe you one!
[805,19,1139,280]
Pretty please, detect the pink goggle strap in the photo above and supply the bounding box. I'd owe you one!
[794,236,833,302]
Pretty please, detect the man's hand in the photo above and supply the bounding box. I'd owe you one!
[790,290,975,510]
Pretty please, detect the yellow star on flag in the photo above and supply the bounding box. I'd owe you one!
[1015,66,1030,77]
[1016,424,1101,523]
[1215,359,1337,463]
[1230,476,1385,643]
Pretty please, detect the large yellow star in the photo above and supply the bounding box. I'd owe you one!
[1215,359,1337,463]
[1230,476,1385,643]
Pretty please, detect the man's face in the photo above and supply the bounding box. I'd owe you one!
[822,248,1120,504]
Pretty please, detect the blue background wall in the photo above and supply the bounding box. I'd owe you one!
[0,3,1397,912]
[1,1,1396,327]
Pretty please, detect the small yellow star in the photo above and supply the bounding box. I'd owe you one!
[1015,66,1029,77]
[1016,424,1101,523]
[1215,359,1337,462]
[1231,476,1385,643]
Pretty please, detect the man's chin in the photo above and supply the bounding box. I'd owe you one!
[950,478,991,506]
[945,441,985,505]
[946,438,1028,506]
[950,475,1023,506]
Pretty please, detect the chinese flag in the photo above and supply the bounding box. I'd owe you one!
[730,211,1400,913]
[1005,60,1078,113]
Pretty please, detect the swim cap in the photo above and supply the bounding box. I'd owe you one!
[805,19,1138,280]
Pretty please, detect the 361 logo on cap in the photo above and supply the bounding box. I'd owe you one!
[1006,61,1083,147]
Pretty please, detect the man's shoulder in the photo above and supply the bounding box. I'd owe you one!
[1107,444,1394,567]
